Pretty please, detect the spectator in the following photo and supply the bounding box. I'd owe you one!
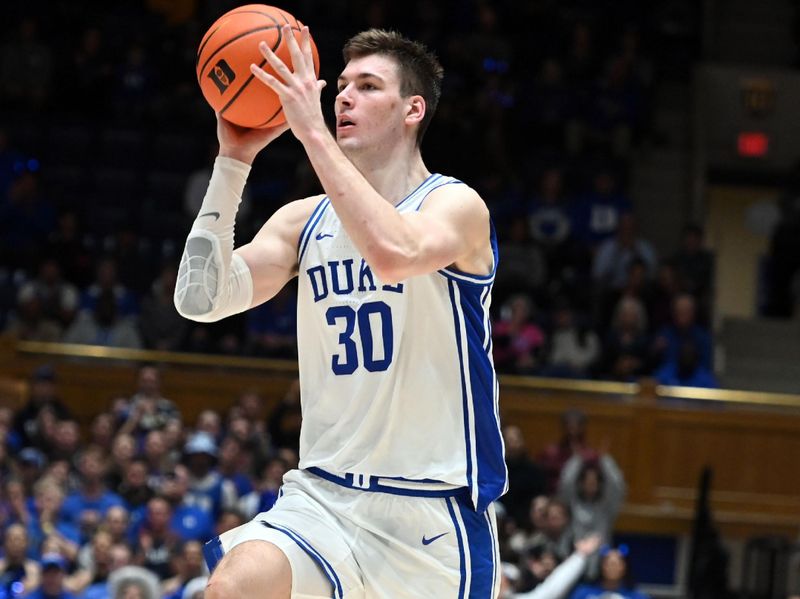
[0,524,41,596]
[107,566,160,599]
[16,448,48,499]
[78,258,138,319]
[16,259,79,328]
[160,541,205,599]
[142,431,174,488]
[592,213,657,291]
[537,409,597,494]
[118,366,178,439]
[655,340,720,388]
[26,479,80,560]
[513,534,602,599]
[545,301,600,378]
[160,465,214,543]
[61,448,125,543]
[194,411,222,442]
[558,447,626,575]
[181,433,237,521]
[48,419,82,463]
[568,545,651,599]
[245,284,298,358]
[238,457,288,520]
[528,499,574,561]
[12,365,71,449]
[492,294,546,375]
[670,224,714,321]
[101,507,132,548]
[4,285,63,342]
[600,296,650,380]
[652,293,713,371]
[63,290,142,349]
[132,498,180,580]
[71,529,115,597]
[500,426,547,529]
[88,414,116,454]
[217,436,254,498]
[25,554,71,599]
[573,170,633,250]
[106,434,137,491]
[495,218,547,307]
[117,460,154,512]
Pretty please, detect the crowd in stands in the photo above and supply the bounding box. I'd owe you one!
[0,364,650,598]
[0,1,716,387]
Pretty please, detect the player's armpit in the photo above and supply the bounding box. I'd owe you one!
[375,185,492,284]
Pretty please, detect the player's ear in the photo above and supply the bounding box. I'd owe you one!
[405,95,426,126]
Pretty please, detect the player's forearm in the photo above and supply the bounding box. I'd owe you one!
[174,157,254,322]
[301,129,418,281]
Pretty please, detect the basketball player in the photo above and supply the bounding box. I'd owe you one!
[174,26,506,598]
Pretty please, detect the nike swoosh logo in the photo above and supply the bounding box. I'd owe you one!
[200,211,221,221]
[316,233,334,240]
[422,532,448,546]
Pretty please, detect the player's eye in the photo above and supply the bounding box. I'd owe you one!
[361,83,376,90]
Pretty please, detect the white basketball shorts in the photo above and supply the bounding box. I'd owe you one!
[203,468,501,598]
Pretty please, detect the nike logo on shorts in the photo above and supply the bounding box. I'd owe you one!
[422,532,448,545]
[316,233,334,240]
[200,211,221,221]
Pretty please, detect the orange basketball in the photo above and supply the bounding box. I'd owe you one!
[196,4,319,129]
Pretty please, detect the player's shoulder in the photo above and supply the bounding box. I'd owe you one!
[422,177,489,218]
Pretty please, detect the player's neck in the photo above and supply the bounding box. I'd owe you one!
[349,145,430,206]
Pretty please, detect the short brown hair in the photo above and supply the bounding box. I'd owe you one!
[343,29,444,145]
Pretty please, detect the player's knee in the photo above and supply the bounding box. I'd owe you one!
[207,540,292,599]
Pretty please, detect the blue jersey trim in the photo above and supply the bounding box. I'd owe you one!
[264,522,343,599]
[306,467,468,499]
[298,197,331,264]
[394,173,441,211]
[202,536,225,572]
[446,498,468,599]
[456,498,496,598]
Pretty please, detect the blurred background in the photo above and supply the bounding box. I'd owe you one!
[0,1,799,598]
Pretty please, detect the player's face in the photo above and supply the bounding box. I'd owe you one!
[335,54,410,152]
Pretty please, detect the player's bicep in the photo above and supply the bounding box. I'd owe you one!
[236,197,318,306]
[403,186,491,277]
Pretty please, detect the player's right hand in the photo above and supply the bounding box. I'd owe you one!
[216,112,290,165]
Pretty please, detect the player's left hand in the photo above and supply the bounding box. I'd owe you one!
[250,25,327,144]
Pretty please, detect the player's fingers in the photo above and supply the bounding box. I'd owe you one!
[301,26,315,73]
[282,24,307,78]
[258,40,294,83]
[250,63,289,95]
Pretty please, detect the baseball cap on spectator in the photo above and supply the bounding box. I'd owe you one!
[183,432,218,457]
[41,553,68,571]
[19,447,46,468]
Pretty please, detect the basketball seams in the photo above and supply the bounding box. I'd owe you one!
[197,24,281,84]
[197,10,281,67]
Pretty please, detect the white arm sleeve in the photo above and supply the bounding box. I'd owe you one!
[174,156,254,322]
[513,553,587,599]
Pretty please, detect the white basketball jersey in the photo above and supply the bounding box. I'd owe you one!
[295,174,507,511]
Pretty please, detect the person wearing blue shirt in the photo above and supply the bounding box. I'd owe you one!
[25,555,74,599]
[568,546,650,599]
[652,294,712,371]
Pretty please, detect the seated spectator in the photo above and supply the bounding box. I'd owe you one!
[78,258,138,318]
[652,293,712,371]
[181,433,237,522]
[63,290,142,349]
[117,460,154,512]
[159,465,214,543]
[670,224,714,322]
[492,294,546,375]
[17,259,79,328]
[239,457,289,519]
[4,285,63,342]
[568,545,651,599]
[500,425,546,529]
[26,479,80,561]
[544,302,600,378]
[0,524,41,596]
[25,554,72,599]
[217,436,254,498]
[572,170,633,250]
[600,296,650,380]
[513,534,602,599]
[655,340,720,389]
[592,214,657,292]
[107,566,160,599]
[528,499,573,561]
[160,541,205,599]
[61,448,125,543]
[12,365,72,449]
[118,366,178,440]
